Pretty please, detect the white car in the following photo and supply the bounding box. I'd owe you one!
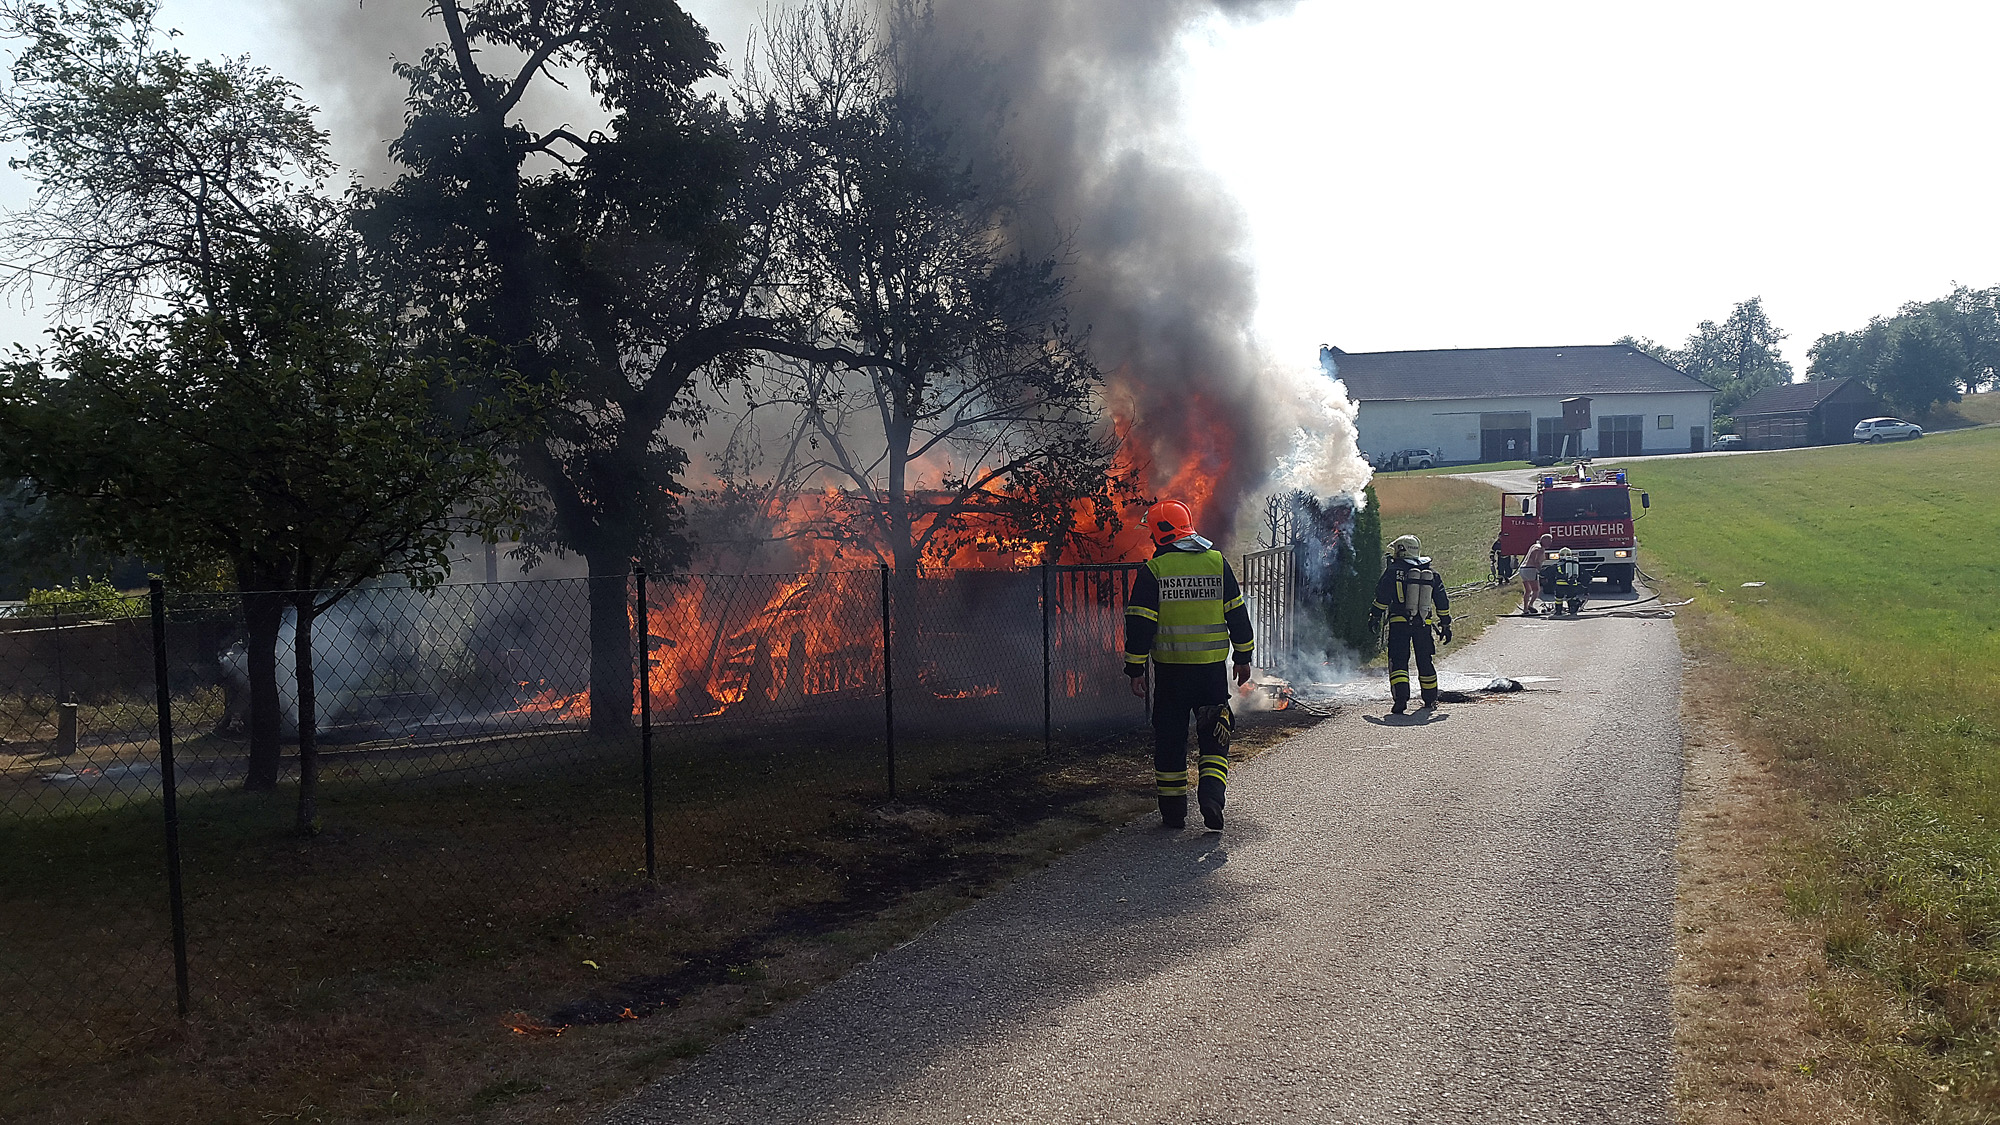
[1853,417,1923,443]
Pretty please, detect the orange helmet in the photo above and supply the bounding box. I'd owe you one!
[1145,500,1196,547]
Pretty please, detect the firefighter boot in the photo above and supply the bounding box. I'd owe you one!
[1389,669,1410,714]
[1195,706,1232,830]
[1420,675,1440,711]
[1158,794,1187,830]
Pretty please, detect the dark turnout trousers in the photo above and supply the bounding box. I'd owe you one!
[1387,620,1439,709]
[1150,662,1233,827]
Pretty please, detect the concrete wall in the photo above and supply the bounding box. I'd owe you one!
[1353,391,1715,464]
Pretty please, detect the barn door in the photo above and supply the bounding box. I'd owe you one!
[1480,412,1531,463]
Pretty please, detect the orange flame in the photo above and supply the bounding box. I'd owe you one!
[505,1013,568,1038]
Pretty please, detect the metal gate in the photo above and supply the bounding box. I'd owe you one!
[1238,546,1297,664]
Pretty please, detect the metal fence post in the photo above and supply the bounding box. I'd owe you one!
[148,579,190,1019]
[635,565,655,882]
[880,564,896,800]
[1041,559,1052,754]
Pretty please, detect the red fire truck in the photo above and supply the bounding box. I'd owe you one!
[1494,460,1650,593]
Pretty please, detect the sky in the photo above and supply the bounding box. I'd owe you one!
[5,0,1999,374]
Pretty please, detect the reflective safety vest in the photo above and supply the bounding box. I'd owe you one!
[1147,549,1233,665]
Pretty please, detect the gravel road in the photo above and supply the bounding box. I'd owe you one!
[605,595,1683,1125]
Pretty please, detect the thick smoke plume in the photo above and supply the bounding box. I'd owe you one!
[887,0,1371,544]
[273,0,1371,550]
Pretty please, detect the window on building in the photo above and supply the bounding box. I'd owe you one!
[1657,414,1674,429]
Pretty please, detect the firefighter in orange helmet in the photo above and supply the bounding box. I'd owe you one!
[1123,500,1255,830]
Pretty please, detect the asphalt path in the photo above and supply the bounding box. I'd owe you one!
[605,590,1683,1125]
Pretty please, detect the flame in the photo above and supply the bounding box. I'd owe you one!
[495,375,1240,727]
[505,1013,568,1038]
[506,685,589,717]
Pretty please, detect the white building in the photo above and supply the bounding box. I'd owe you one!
[1325,344,1717,465]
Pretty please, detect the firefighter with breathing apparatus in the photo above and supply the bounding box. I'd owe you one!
[1123,500,1255,831]
[1367,535,1453,714]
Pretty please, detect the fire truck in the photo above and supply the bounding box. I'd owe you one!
[1494,460,1650,593]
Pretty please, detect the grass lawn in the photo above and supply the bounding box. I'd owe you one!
[1636,426,2000,1118]
[1399,459,1534,476]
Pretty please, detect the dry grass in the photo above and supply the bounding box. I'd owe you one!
[1371,473,1530,643]
[1674,634,1880,1124]
[0,706,1322,1124]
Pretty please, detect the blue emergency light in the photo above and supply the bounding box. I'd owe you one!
[1540,476,1555,489]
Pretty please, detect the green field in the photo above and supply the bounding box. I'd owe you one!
[1635,427,2000,1117]
[1370,475,1520,637]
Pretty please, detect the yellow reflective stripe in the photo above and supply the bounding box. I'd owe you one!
[1157,623,1225,635]
[1156,639,1230,652]
[1125,652,1147,665]
[1156,784,1190,796]
[1155,770,1189,782]
[1222,594,1245,611]
[1199,768,1228,781]
[1389,671,1409,684]
[1125,605,1159,621]
[1233,641,1254,654]
[1419,676,1438,688]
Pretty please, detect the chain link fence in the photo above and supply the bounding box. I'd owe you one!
[0,564,1148,1103]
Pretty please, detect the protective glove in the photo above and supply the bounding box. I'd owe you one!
[1366,611,1381,634]
[1438,616,1454,645]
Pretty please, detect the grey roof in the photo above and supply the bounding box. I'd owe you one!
[1327,345,1714,403]
[1730,377,1866,417]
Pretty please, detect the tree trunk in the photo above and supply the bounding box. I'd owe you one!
[587,559,634,735]
[239,584,286,792]
[293,596,320,834]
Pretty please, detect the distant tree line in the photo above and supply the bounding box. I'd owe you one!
[1624,289,1999,425]
[0,0,1119,824]
[1803,285,2000,413]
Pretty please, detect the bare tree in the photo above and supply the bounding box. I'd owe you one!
[724,1,1119,571]
[0,0,333,316]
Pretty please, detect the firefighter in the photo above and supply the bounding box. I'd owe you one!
[1367,534,1453,714]
[1123,500,1255,831]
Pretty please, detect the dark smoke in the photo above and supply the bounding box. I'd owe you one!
[271,1,438,178]
[887,0,1320,541]
[272,1,1363,546]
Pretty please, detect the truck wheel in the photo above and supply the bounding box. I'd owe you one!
[1609,563,1635,593]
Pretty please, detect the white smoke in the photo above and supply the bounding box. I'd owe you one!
[1268,365,1371,503]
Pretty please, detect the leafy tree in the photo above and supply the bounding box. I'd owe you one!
[1665,298,1795,414]
[1872,317,1967,416]
[0,0,332,316]
[1807,286,1992,414]
[721,1,1118,572]
[356,0,861,732]
[1329,484,1381,655]
[0,0,342,782]
[0,238,543,820]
